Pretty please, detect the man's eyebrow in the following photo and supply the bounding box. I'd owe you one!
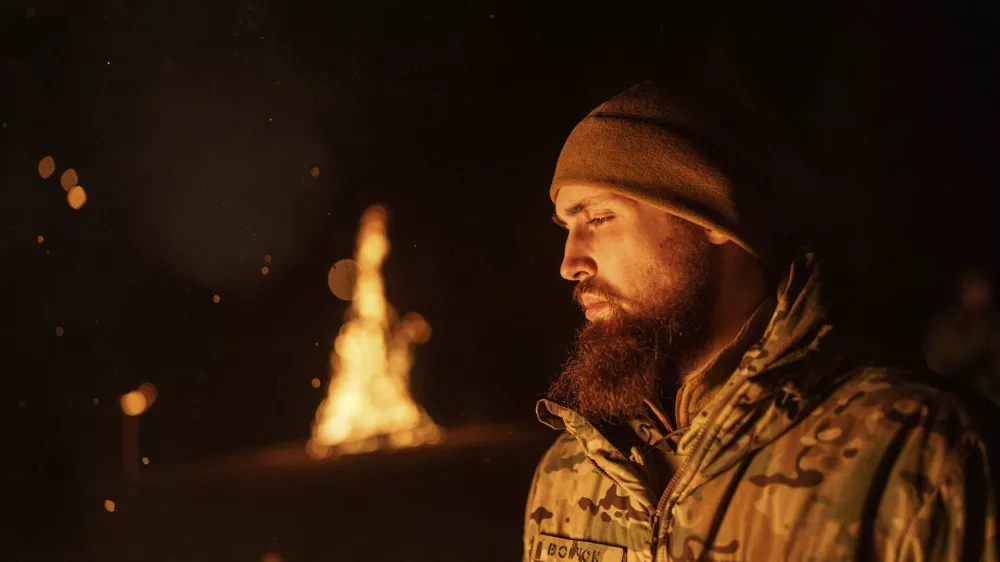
[552,195,614,228]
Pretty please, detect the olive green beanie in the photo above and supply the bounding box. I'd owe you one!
[550,81,796,269]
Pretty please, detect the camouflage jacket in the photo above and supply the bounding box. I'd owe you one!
[524,252,999,562]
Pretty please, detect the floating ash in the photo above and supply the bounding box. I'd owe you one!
[308,205,443,458]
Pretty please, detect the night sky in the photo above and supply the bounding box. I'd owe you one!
[2,0,999,556]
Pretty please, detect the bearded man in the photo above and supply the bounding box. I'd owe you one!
[523,82,999,562]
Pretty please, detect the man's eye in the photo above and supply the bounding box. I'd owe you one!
[588,216,613,226]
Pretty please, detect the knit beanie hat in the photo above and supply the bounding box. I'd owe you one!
[550,81,802,270]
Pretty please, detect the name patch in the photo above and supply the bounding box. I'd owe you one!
[531,533,626,562]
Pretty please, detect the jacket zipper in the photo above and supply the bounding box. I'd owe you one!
[648,380,745,560]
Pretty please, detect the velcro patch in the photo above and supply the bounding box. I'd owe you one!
[530,533,626,562]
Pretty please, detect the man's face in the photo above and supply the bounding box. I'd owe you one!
[548,184,720,422]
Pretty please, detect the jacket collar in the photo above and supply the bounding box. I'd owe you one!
[537,250,862,497]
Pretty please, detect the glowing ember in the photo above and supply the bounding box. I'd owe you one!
[38,156,55,179]
[55,326,64,337]
[311,378,321,388]
[261,266,270,276]
[141,457,149,465]
[120,383,157,416]
[212,294,221,303]
[308,205,443,457]
[67,185,87,209]
[264,254,272,263]
[37,235,44,244]
[120,391,147,416]
[104,500,116,513]
[60,168,78,191]
[310,166,320,178]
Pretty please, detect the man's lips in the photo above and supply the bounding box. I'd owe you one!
[584,301,608,321]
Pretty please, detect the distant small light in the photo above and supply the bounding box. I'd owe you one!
[38,156,56,179]
[120,391,148,416]
[212,294,221,304]
[104,500,116,512]
[264,254,272,263]
[17,399,25,408]
[55,326,64,337]
[137,382,158,406]
[311,378,321,388]
[67,185,88,209]
[261,266,269,276]
[141,457,149,465]
[489,13,495,19]
[37,235,44,244]
[93,398,99,405]
[60,168,78,191]
[106,61,111,65]
[310,166,320,178]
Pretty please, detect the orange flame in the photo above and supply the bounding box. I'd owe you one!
[307,205,443,457]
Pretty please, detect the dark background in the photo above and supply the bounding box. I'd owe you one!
[2,0,998,559]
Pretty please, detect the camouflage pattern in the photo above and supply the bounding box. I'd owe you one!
[525,251,1000,561]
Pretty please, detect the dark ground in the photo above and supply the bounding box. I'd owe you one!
[85,425,553,562]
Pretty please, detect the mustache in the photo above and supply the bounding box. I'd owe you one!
[572,278,625,309]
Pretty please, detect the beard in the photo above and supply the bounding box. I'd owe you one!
[548,239,718,423]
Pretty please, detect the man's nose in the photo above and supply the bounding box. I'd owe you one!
[560,234,596,281]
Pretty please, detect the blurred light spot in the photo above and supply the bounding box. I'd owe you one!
[264,254,272,263]
[310,166,320,178]
[311,378,321,388]
[120,391,148,416]
[137,383,158,406]
[106,61,111,65]
[67,185,88,209]
[261,266,269,276]
[93,398,99,405]
[104,500,116,513]
[55,326,64,337]
[38,156,55,179]
[17,399,25,408]
[141,457,149,465]
[261,553,283,562]
[327,259,359,301]
[212,294,221,303]
[60,168,78,191]
[37,235,44,244]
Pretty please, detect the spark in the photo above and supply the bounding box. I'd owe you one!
[67,185,88,209]
[60,169,78,191]
[37,156,55,179]
[104,500,116,512]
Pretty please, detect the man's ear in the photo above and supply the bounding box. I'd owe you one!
[705,228,730,246]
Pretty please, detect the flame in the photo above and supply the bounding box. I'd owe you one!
[308,205,443,458]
